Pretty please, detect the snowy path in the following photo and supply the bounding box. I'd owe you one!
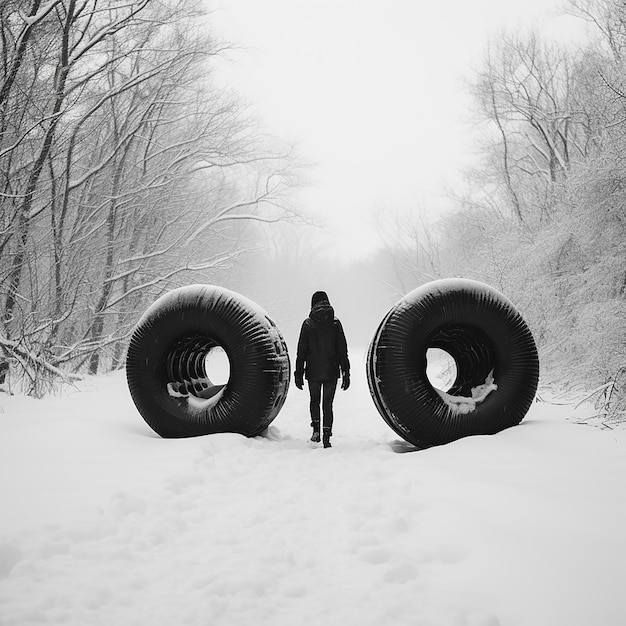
[1,357,625,626]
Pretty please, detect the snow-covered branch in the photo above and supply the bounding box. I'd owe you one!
[0,334,82,382]
[104,252,242,311]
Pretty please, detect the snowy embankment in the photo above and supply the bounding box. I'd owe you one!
[1,351,625,626]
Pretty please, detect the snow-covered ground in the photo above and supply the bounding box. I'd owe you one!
[1,350,625,626]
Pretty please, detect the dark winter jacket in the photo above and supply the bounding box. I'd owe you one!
[295,297,349,382]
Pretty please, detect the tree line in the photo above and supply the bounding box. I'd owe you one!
[0,0,294,394]
[379,0,626,419]
[3,0,623,421]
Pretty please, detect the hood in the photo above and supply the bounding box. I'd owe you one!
[309,300,334,323]
[311,290,330,308]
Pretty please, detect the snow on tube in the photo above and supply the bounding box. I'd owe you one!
[126,285,290,438]
[367,278,539,448]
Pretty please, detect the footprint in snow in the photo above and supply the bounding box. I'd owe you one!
[356,545,392,565]
[382,560,419,584]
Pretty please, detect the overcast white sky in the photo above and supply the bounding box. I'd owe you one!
[207,0,583,260]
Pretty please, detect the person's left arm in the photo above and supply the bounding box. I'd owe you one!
[294,321,308,389]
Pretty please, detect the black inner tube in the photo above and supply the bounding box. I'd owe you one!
[367,278,540,448]
[126,284,290,438]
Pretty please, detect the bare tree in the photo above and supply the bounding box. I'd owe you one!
[373,208,442,296]
[470,30,594,223]
[451,2,626,420]
[0,0,298,392]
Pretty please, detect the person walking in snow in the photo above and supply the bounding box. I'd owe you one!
[294,291,350,448]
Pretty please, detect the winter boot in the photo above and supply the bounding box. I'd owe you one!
[322,428,332,449]
[311,421,320,443]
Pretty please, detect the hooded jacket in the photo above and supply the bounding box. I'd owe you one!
[295,292,349,382]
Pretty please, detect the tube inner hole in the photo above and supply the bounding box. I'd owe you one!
[426,348,457,392]
[427,324,497,397]
[165,336,230,400]
[205,346,230,386]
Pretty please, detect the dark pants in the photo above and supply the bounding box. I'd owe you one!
[308,379,337,433]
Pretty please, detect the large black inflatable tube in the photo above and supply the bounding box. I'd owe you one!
[126,285,290,438]
[367,278,539,448]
